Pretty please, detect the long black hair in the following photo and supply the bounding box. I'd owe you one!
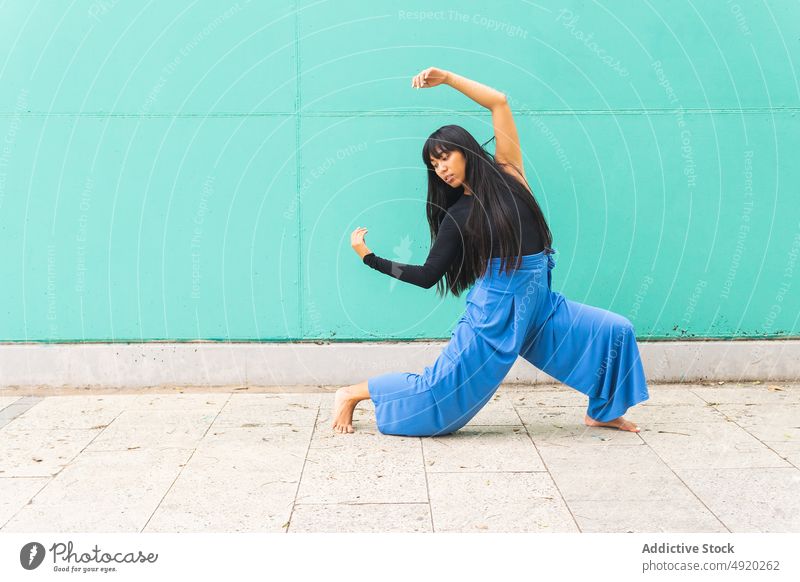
[422,124,553,298]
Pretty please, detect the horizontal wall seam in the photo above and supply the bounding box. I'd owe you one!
[1,336,799,344]
[1,107,798,117]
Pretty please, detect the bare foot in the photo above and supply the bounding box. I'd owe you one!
[584,413,640,432]
[332,387,358,434]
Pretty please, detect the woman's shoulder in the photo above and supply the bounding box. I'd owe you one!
[497,162,532,194]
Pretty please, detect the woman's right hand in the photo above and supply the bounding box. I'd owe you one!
[411,67,450,89]
[351,226,371,260]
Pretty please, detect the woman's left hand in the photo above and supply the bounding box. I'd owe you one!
[351,226,371,259]
[412,67,449,89]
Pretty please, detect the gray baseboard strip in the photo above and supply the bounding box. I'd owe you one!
[0,340,797,389]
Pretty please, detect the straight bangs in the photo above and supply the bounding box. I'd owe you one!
[422,137,456,168]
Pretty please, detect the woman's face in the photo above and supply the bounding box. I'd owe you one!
[430,148,467,189]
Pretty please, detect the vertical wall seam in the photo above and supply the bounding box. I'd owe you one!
[294,0,303,340]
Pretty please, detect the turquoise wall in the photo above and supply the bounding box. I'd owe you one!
[0,1,797,342]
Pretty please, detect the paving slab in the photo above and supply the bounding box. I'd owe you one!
[130,393,231,410]
[468,392,525,425]
[0,397,21,410]
[144,426,309,533]
[635,388,707,405]
[288,503,432,533]
[763,440,800,468]
[713,403,800,442]
[623,401,730,424]
[6,395,128,430]
[427,472,579,532]
[216,393,321,428]
[568,496,728,533]
[507,389,589,407]
[422,425,545,472]
[84,408,220,452]
[690,385,800,404]
[297,427,428,505]
[0,477,50,525]
[516,406,645,446]
[2,447,193,532]
[537,443,693,502]
[639,421,793,469]
[672,467,800,532]
[0,427,101,478]
[0,397,43,429]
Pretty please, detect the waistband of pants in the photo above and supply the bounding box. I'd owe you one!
[484,246,556,274]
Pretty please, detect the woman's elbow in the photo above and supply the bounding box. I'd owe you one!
[493,93,509,110]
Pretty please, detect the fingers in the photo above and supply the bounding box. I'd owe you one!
[350,226,368,244]
[411,68,431,88]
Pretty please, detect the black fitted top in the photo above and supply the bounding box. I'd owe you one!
[363,191,545,289]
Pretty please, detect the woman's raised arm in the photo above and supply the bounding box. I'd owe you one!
[412,67,525,181]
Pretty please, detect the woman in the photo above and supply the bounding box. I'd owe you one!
[332,67,649,436]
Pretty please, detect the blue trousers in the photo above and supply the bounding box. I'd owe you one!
[367,248,650,436]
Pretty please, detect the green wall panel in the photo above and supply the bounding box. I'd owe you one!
[0,1,296,113]
[0,116,298,340]
[299,0,800,111]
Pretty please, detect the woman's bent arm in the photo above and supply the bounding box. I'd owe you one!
[362,213,462,289]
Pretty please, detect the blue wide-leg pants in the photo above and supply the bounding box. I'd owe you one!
[367,248,650,436]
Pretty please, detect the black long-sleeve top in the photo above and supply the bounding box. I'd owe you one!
[362,192,543,289]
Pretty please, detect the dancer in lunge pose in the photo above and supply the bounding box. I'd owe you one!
[333,67,649,435]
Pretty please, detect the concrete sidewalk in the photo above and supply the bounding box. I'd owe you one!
[0,382,798,533]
